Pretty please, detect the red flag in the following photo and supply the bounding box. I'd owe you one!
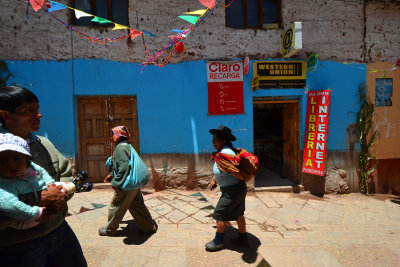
[198,0,216,9]
[130,30,141,41]
[30,0,44,12]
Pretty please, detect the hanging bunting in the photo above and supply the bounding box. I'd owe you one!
[171,29,184,33]
[198,0,217,9]
[31,0,44,12]
[48,1,67,12]
[178,15,200,25]
[74,10,91,19]
[142,30,155,37]
[129,30,142,40]
[183,9,207,15]
[175,41,185,53]
[113,23,129,30]
[91,17,112,24]
[25,0,221,69]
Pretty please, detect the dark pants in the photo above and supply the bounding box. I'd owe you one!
[1,221,87,267]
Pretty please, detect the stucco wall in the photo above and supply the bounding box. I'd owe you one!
[367,62,400,159]
[0,1,398,63]
[5,59,365,158]
[366,61,400,194]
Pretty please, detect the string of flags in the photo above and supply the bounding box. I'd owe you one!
[25,0,219,68]
[343,58,400,77]
[307,53,400,76]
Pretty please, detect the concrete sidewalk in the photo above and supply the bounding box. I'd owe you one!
[66,186,400,267]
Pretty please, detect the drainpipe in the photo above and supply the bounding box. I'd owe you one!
[362,1,367,63]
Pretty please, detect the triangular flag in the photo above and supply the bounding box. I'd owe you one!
[183,9,207,15]
[198,0,216,9]
[91,17,112,24]
[30,0,44,12]
[143,30,155,37]
[178,15,200,25]
[74,10,92,19]
[130,30,141,40]
[112,23,129,30]
[48,1,67,12]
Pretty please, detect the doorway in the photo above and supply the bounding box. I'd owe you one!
[253,98,300,187]
[76,96,139,182]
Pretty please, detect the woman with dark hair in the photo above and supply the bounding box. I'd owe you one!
[206,125,248,251]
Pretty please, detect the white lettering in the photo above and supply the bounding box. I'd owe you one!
[317,133,325,141]
[318,114,327,123]
[319,106,327,114]
[315,160,323,168]
[316,142,325,150]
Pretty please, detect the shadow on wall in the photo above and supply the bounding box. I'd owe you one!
[148,156,165,192]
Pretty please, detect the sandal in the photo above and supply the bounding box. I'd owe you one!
[98,227,116,236]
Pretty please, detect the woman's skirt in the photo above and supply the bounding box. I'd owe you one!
[213,180,247,222]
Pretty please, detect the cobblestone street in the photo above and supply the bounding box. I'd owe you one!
[66,186,400,266]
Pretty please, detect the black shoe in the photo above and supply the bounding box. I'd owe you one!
[230,236,249,247]
[205,240,224,251]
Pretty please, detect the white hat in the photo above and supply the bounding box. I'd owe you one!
[0,133,31,157]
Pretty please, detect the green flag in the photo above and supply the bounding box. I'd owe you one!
[178,15,199,25]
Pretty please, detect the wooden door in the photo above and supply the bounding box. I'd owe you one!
[282,102,300,183]
[77,96,139,182]
[107,97,140,153]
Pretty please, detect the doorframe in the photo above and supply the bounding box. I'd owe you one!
[75,95,140,182]
[252,97,301,185]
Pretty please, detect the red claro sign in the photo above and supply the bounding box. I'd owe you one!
[206,61,244,115]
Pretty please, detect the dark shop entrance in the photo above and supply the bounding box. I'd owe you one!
[253,98,300,188]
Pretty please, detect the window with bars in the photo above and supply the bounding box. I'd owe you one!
[73,0,129,26]
[226,0,280,29]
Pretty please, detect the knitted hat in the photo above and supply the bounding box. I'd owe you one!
[0,133,31,157]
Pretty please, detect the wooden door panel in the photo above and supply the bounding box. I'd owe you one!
[78,97,110,183]
[78,96,139,182]
[282,102,299,183]
[108,97,140,153]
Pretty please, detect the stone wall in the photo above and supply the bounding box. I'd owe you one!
[0,1,398,63]
[142,154,214,190]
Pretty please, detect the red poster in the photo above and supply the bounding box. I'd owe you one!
[302,90,331,176]
[206,61,244,115]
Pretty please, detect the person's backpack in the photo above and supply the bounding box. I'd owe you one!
[214,148,259,182]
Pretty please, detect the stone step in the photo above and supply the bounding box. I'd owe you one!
[254,184,304,193]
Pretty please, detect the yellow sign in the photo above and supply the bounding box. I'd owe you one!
[253,61,306,89]
[251,76,259,91]
[282,22,302,58]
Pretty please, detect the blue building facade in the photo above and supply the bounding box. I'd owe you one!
[5,59,365,191]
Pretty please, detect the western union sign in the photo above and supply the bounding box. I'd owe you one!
[253,61,306,89]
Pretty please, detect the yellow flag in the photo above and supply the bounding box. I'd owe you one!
[183,9,207,16]
[112,23,129,30]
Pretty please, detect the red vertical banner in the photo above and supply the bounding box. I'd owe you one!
[302,90,331,176]
[206,61,244,115]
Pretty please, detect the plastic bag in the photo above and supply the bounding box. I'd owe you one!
[121,145,150,190]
